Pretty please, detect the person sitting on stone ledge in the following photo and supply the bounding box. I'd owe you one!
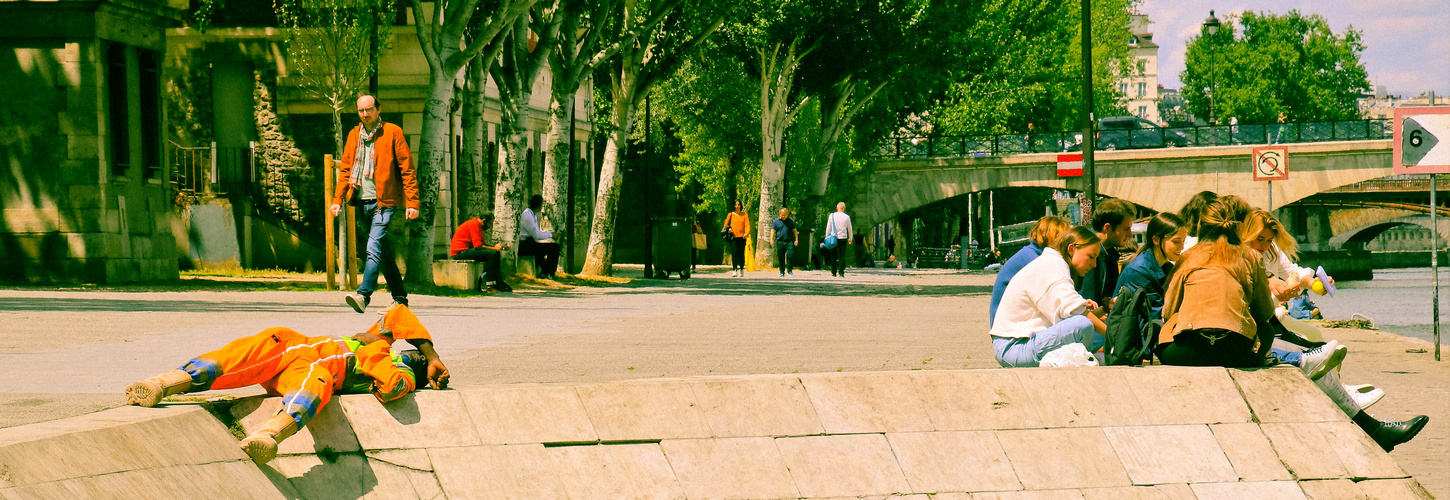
[450,212,513,292]
[1159,196,1427,452]
[124,304,450,464]
[989,226,1109,367]
[989,215,1071,328]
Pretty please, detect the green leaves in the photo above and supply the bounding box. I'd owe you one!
[1181,9,1370,124]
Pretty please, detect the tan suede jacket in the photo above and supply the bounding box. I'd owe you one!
[1160,247,1275,345]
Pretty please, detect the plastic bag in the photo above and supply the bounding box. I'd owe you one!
[1039,343,1099,368]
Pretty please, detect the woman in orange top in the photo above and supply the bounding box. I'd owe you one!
[723,200,750,277]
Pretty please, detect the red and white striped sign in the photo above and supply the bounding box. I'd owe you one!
[1057,153,1083,177]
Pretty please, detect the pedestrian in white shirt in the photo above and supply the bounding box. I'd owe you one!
[990,226,1108,367]
[825,202,853,277]
[519,194,561,279]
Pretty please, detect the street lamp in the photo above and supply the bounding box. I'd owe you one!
[1202,10,1221,125]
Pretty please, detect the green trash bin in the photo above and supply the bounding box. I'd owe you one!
[651,217,692,278]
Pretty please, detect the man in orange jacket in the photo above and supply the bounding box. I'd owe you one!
[125,305,449,464]
[330,95,420,314]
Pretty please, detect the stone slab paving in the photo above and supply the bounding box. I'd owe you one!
[0,366,1436,499]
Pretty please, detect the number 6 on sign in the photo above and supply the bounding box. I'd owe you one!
[1253,146,1288,181]
[1395,106,1450,173]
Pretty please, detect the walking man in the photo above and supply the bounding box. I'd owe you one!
[771,208,799,277]
[825,202,854,277]
[330,95,419,313]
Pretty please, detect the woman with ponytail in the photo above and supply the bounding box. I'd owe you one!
[1161,197,1427,452]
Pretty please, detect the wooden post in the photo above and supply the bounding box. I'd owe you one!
[325,154,337,290]
[347,197,358,289]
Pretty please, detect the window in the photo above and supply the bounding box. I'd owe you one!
[107,43,130,177]
[1119,83,1128,94]
[1138,106,1148,118]
[139,50,161,180]
[1137,82,1147,98]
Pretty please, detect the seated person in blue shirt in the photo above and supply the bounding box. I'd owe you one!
[990,216,1071,327]
[1114,212,1187,328]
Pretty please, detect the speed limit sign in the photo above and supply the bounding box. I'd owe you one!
[1394,106,1450,174]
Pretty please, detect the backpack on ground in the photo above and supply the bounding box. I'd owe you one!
[1103,285,1158,366]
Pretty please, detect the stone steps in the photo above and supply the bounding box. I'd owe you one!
[0,366,1434,499]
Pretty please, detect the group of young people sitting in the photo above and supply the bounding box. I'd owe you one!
[987,192,1428,452]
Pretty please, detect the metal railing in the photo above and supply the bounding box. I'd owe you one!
[870,118,1393,159]
[171,141,255,196]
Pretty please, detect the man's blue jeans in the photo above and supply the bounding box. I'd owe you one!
[358,203,406,302]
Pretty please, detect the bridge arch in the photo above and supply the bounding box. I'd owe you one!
[856,141,1391,228]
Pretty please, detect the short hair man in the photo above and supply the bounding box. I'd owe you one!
[450,213,513,292]
[1077,198,1138,307]
[329,95,419,313]
[519,194,562,279]
[825,202,854,277]
[770,208,799,277]
[125,305,449,464]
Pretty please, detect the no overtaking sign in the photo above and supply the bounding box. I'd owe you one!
[1395,106,1450,173]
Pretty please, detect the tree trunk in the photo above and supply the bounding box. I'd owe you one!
[542,90,574,261]
[404,70,455,287]
[492,94,529,276]
[753,41,807,269]
[580,94,638,277]
[459,60,490,221]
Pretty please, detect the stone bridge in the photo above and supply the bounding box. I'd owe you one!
[856,140,1392,228]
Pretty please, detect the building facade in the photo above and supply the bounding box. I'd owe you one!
[1121,13,1161,125]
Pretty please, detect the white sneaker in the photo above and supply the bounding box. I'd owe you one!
[1347,384,1386,410]
[787,271,794,276]
[730,270,738,277]
[1298,340,1346,381]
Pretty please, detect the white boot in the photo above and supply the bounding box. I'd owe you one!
[1298,340,1346,381]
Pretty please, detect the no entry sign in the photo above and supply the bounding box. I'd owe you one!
[1056,153,1083,177]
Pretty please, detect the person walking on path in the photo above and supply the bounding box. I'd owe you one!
[723,200,749,277]
[449,214,512,292]
[330,95,418,314]
[771,208,799,277]
[125,305,449,464]
[519,194,562,280]
[825,202,854,277]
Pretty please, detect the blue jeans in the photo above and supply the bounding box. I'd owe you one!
[1271,347,1302,366]
[358,203,406,302]
[993,315,1097,367]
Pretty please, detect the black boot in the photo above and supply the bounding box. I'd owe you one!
[1352,411,1429,452]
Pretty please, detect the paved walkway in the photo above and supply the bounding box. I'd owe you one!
[2,268,1445,497]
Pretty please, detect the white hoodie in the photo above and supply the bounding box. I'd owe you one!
[989,247,1091,338]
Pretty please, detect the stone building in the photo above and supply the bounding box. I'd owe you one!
[0,0,184,283]
[1,0,597,282]
[1120,12,1161,124]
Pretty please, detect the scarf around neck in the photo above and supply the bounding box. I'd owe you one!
[349,122,382,187]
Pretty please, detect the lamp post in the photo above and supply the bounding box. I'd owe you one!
[1080,0,1096,217]
[1202,10,1221,126]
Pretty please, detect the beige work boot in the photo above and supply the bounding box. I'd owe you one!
[238,413,300,465]
[125,369,193,407]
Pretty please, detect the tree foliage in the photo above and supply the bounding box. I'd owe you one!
[654,43,761,218]
[1181,10,1370,124]
[925,0,1135,135]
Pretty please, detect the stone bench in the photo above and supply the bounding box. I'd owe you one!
[431,260,484,290]
[515,255,536,278]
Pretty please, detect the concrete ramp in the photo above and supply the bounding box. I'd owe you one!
[0,366,1435,499]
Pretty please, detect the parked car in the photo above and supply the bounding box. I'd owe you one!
[1069,116,1189,151]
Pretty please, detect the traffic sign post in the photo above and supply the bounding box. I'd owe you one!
[1395,106,1450,361]
[1253,146,1288,210]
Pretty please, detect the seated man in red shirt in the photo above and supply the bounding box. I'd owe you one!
[450,213,512,292]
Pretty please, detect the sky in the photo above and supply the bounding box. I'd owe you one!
[1138,0,1448,98]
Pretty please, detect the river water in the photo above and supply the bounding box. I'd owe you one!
[1317,267,1450,345]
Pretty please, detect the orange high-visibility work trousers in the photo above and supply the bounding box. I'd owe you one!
[179,327,351,427]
